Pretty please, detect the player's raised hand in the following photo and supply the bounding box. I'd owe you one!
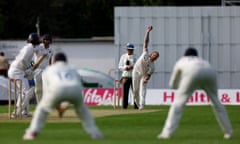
[147,26,153,32]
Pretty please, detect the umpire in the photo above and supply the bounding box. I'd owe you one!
[118,43,138,109]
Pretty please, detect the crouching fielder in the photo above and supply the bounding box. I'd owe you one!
[23,52,104,140]
[158,48,233,139]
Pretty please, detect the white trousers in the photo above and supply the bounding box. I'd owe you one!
[34,69,43,104]
[25,84,103,138]
[132,71,147,108]
[160,70,233,137]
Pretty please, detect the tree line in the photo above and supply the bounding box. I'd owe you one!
[0,0,222,39]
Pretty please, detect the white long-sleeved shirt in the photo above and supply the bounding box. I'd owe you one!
[133,48,154,76]
[118,53,136,78]
[34,43,55,70]
[10,43,37,71]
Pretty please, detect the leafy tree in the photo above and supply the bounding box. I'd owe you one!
[0,0,224,39]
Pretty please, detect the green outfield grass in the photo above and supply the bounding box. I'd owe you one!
[0,105,239,144]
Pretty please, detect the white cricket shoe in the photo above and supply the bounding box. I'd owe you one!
[224,133,232,139]
[23,133,37,140]
[91,133,105,140]
[22,113,32,118]
[10,113,18,119]
[139,105,144,110]
[157,133,170,139]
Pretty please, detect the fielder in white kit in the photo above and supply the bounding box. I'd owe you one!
[8,33,40,117]
[132,26,159,110]
[33,34,55,104]
[158,47,233,139]
[23,52,104,140]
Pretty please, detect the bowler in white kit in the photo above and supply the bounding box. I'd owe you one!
[158,47,233,139]
[132,26,159,110]
[23,52,104,140]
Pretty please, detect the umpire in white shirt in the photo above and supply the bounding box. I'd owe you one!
[158,47,233,139]
[118,43,138,109]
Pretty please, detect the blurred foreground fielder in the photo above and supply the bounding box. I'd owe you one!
[158,48,233,139]
[23,52,104,140]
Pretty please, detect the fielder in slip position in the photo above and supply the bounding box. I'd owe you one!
[23,52,104,140]
[158,47,233,139]
[132,25,159,110]
[33,34,55,104]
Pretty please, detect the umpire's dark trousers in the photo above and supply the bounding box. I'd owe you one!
[121,77,138,109]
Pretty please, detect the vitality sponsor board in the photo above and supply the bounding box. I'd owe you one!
[83,88,240,106]
[83,88,122,106]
